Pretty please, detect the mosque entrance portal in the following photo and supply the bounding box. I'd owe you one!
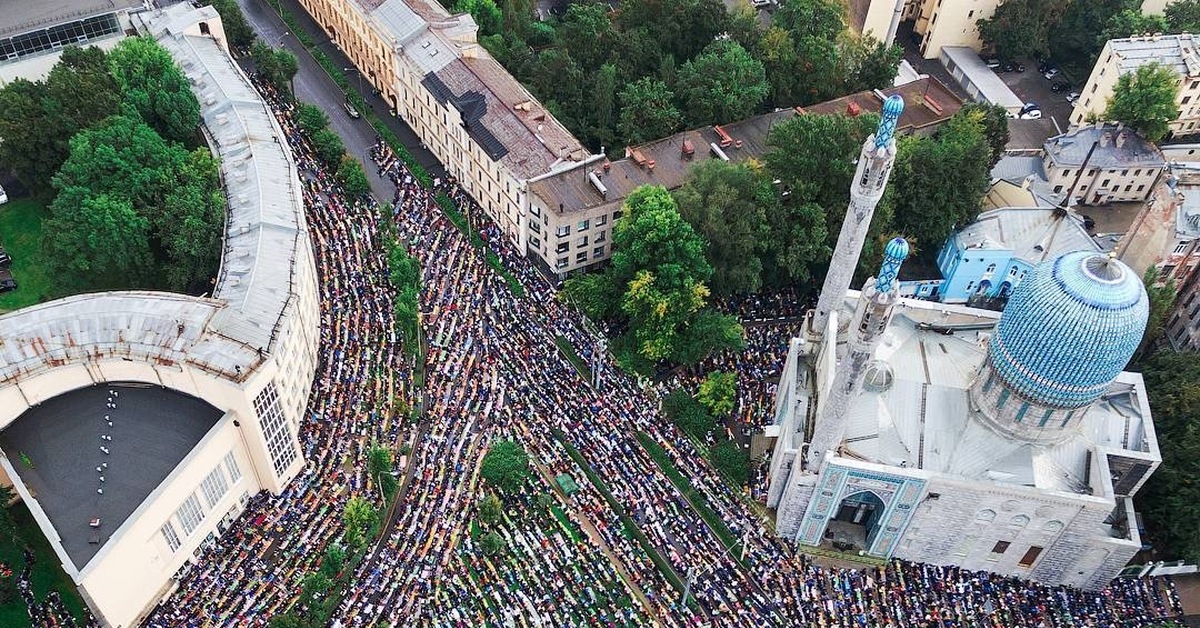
[824,491,885,552]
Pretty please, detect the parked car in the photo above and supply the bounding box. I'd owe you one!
[1050,81,1071,93]
[750,0,772,7]
[1066,91,1080,103]
[985,58,1001,69]
[1038,61,1055,74]
[343,101,360,119]
[1002,61,1025,72]
[0,268,16,294]
[0,248,10,268]
[1043,68,1060,79]
[1020,109,1043,119]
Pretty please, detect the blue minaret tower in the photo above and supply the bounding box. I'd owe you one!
[805,237,910,468]
[809,95,905,340]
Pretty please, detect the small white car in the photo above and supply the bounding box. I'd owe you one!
[1019,109,1043,119]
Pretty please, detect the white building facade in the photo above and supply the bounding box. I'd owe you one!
[0,6,319,626]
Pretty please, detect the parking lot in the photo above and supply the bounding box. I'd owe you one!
[996,61,1076,132]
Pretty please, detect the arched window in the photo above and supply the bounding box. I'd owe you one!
[1042,520,1064,534]
[985,263,996,274]
[1010,514,1030,528]
[975,509,996,522]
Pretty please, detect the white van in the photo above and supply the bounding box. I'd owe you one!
[0,184,7,205]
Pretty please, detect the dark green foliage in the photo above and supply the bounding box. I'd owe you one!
[480,440,532,495]
[1134,351,1200,562]
[1167,0,1200,33]
[477,494,503,525]
[1139,269,1176,359]
[617,78,681,146]
[456,0,503,36]
[1050,0,1133,76]
[367,444,398,500]
[297,103,329,136]
[672,160,770,295]
[662,389,715,440]
[252,42,299,95]
[387,238,422,355]
[1105,62,1181,142]
[708,439,749,487]
[337,157,371,197]
[108,37,201,142]
[204,0,256,49]
[977,0,1070,61]
[311,128,346,167]
[675,40,768,126]
[320,544,346,580]
[481,530,505,555]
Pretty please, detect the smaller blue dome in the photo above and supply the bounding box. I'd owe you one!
[988,251,1148,409]
[881,94,905,117]
[883,237,910,260]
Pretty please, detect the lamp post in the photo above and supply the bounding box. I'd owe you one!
[343,67,363,98]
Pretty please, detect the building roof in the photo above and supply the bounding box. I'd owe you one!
[939,46,1025,111]
[954,207,1099,264]
[840,294,1155,496]
[0,385,223,571]
[0,0,142,39]
[529,78,963,216]
[990,252,1148,409]
[1045,124,1166,170]
[989,155,1063,208]
[0,4,311,384]
[1106,33,1200,79]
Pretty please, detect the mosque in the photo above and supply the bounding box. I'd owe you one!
[765,96,1160,591]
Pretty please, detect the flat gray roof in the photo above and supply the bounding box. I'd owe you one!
[940,46,1024,111]
[0,0,142,39]
[0,384,222,571]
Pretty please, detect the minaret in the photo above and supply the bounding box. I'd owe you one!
[806,237,910,468]
[809,95,905,339]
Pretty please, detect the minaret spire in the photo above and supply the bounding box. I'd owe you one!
[806,237,910,468]
[809,95,905,338]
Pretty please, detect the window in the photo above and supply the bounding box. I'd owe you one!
[576,236,589,247]
[965,281,974,292]
[528,219,541,233]
[254,383,296,476]
[176,494,205,536]
[985,263,996,274]
[1121,169,1128,176]
[1137,185,1145,192]
[555,226,570,238]
[1087,169,1096,177]
[223,451,242,483]
[1014,403,1029,423]
[577,219,590,231]
[1124,185,1132,192]
[613,210,623,221]
[530,235,540,249]
[1176,242,1190,255]
[0,13,121,63]
[595,214,607,226]
[555,257,568,269]
[1134,169,1142,176]
[997,388,1011,409]
[991,541,1011,554]
[1054,184,1063,193]
[595,231,606,243]
[593,246,605,258]
[576,251,587,263]
[1038,408,1054,427]
[1101,179,1110,188]
[161,522,182,553]
[530,204,540,217]
[1018,546,1044,567]
[200,466,229,509]
[556,242,569,253]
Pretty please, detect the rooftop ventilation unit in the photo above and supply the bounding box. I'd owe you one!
[588,171,607,198]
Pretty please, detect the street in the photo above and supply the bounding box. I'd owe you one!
[233,0,446,200]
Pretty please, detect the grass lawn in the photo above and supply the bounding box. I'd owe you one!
[0,503,89,627]
[0,198,52,313]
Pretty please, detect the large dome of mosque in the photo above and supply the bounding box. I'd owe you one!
[987,251,1148,410]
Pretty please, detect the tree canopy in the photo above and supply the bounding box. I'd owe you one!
[618,78,681,146]
[480,440,532,494]
[978,0,1070,61]
[698,371,737,417]
[205,0,256,49]
[1166,0,1200,33]
[108,36,201,142]
[675,40,768,126]
[1105,62,1180,142]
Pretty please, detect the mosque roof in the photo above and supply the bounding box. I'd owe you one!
[988,252,1148,409]
[838,295,1157,498]
[953,207,1099,264]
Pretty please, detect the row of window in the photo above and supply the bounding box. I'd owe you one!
[255,382,298,476]
[160,452,242,553]
[1,14,121,62]
[555,247,608,269]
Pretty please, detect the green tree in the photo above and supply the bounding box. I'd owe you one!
[764,111,878,226]
[672,160,769,295]
[299,571,333,607]
[342,496,378,552]
[273,48,299,95]
[529,49,584,126]
[477,493,503,525]
[367,444,397,500]
[617,0,728,63]
[840,35,903,95]
[481,530,505,556]
[1050,0,1133,76]
[1134,350,1200,562]
[1105,62,1180,142]
[675,40,768,126]
[267,613,306,628]
[698,371,737,417]
[672,309,745,366]
[708,439,749,486]
[562,272,621,320]
[320,543,346,580]
[959,102,1011,164]
[311,128,346,167]
[1167,0,1200,33]
[337,157,371,197]
[206,0,257,49]
[662,389,716,439]
[1138,269,1176,359]
[556,3,615,71]
[480,440,531,495]
[617,78,681,145]
[456,0,503,36]
[0,79,57,190]
[889,111,992,253]
[759,27,801,106]
[977,0,1070,61]
[589,63,618,149]
[108,36,201,142]
[252,43,298,94]
[1099,9,1168,47]
[773,0,845,40]
[296,103,329,136]
[156,148,226,292]
[43,189,154,290]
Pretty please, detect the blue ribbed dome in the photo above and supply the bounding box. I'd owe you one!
[988,251,1148,409]
[881,94,905,117]
[883,237,910,260]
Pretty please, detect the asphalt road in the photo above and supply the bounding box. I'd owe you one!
[234,0,447,200]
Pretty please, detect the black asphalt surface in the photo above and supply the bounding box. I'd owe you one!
[235,0,447,201]
[0,384,222,570]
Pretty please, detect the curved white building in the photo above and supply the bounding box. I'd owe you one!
[0,5,318,626]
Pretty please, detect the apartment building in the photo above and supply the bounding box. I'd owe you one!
[907,0,1002,59]
[1071,34,1200,137]
[526,78,963,277]
[1043,124,1166,205]
[296,0,590,248]
[1165,254,1200,350]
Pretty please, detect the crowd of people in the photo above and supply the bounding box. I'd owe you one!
[142,79,1185,627]
[17,547,82,627]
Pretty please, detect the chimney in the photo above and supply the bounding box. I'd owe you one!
[602,160,611,172]
[682,139,695,159]
[846,101,863,116]
[1116,131,1127,148]
[1100,132,1111,147]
